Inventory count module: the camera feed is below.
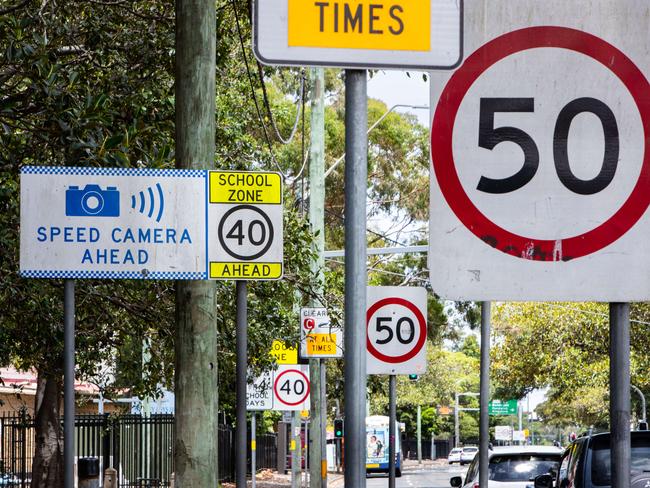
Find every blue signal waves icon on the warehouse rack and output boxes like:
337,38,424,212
131,183,165,222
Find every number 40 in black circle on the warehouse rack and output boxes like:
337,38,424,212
477,97,619,195
226,219,267,246
279,378,305,396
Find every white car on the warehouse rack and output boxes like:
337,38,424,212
448,447,463,464
450,445,562,488
460,446,478,465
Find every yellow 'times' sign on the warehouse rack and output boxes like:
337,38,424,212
209,171,281,204
288,0,431,52
270,340,298,365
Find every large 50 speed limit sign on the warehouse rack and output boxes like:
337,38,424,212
367,287,427,375
429,0,650,301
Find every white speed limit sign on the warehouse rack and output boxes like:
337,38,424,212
273,365,310,411
207,171,283,280
366,286,428,375
429,0,650,301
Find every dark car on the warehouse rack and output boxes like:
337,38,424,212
534,430,650,488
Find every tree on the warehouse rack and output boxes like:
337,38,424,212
369,348,479,438
492,302,650,429
0,1,318,485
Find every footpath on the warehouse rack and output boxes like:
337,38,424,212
222,459,445,487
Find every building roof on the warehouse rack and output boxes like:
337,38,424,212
0,367,100,396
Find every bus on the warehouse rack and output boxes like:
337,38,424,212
366,415,403,477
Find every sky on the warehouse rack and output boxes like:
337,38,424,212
367,70,431,127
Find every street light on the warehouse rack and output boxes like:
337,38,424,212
455,391,480,447
324,104,430,178
631,384,647,428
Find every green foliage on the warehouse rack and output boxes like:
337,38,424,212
458,335,480,360
369,348,479,438
492,302,650,429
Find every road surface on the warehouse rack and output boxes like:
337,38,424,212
365,462,469,488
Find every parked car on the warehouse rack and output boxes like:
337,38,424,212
451,445,562,488
448,447,463,464
461,446,479,465
534,430,650,488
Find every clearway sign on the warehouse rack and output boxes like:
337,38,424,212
254,0,462,70
300,307,343,358
429,0,650,301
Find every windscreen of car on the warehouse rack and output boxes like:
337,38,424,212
591,436,650,485
489,455,561,482
464,448,478,453
450,449,462,454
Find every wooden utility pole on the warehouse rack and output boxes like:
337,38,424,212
174,1,218,487
308,68,327,488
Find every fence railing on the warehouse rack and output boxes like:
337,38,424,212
402,437,453,460
0,413,278,486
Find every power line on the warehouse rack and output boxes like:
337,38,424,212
231,0,297,180
323,207,406,248
256,62,305,145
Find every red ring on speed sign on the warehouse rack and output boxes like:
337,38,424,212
366,297,427,364
431,26,650,262
273,369,310,406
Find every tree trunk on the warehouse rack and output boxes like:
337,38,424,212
30,369,63,488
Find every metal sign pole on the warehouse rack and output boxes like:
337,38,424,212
610,303,631,488
236,280,248,487
292,413,300,488
343,68,368,488
64,279,75,488
304,420,309,488
251,413,257,488
320,359,327,487
454,392,460,447
479,302,491,488
388,374,397,488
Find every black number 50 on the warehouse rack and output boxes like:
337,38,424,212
477,97,619,195
375,316,415,345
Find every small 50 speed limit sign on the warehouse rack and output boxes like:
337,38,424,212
367,286,428,375
429,0,650,301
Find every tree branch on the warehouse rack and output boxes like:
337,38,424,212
0,0,30,16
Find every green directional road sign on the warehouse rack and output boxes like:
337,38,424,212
488,399,518,416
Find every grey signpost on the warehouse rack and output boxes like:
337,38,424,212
479,302,491,488
367,287,428,486
236,280,248,487
344,68,368,487
64,279,75,488
253,3,462,485
610,303,631,488
388,375,397,488
251,412,257,488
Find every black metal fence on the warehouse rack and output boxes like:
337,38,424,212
402,437,453,460
218,424,278,481
0,413,278,486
